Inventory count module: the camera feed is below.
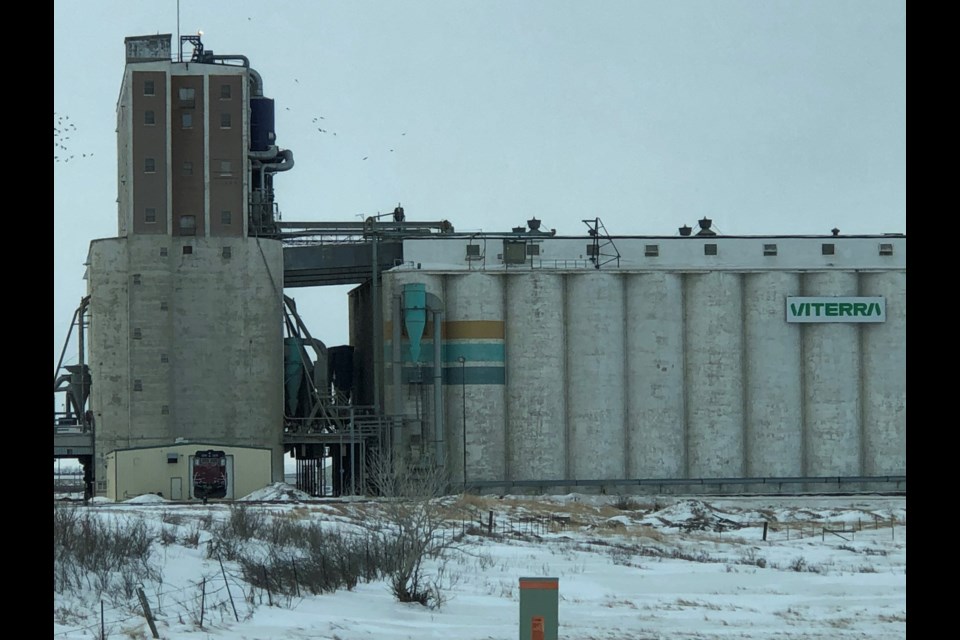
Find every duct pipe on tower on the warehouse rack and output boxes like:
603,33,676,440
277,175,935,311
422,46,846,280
433,309,444,466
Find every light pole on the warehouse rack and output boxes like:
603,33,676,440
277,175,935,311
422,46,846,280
458,355,466,489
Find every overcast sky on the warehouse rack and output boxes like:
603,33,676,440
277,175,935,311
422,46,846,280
54,0,905,363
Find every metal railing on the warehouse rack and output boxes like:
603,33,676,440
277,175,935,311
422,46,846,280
464,475,906,493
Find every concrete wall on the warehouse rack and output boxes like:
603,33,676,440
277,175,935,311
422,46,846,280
106,443,272,502
379,263,906,492
89,235,285,494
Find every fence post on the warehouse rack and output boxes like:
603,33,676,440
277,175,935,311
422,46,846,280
136,587,160,639
218,554,239,622
762,522,768,541
101,600,105,640
200,578,206,629
293,562,301,598
488,510,493,534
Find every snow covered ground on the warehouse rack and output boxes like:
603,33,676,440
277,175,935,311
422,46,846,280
53,488,906,639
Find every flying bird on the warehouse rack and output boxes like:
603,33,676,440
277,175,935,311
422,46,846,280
362,157,368,161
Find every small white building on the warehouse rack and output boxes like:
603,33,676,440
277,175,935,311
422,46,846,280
105,442,274,502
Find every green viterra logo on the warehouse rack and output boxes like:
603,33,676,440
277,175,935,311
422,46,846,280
785,297,885,323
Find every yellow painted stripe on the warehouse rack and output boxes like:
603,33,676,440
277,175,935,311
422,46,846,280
384,320,504,340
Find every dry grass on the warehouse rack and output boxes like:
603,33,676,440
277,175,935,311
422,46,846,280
611,524,670,543
281,505,313,520
438,495,671,539
453,493,490,510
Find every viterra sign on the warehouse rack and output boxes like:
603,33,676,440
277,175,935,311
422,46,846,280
786,297,885,323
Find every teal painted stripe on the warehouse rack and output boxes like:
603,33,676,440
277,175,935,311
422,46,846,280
386,365,505,385
384,341,504,364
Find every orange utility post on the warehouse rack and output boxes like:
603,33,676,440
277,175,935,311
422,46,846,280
519,577,558,640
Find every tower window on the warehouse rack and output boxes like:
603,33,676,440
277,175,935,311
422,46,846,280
144,158,156,173
159,247,168,257
132,274,141,285
763,244,778,256
181,112,193,129
145,207,157,223
160,300,168,310
182,245,193,255
221,210,232,225
220,113,232,128
218,160,233,176
144,110,155,126
133,328,142,339
178,87,195,107
822,243,835,256
133,380,143,392
704,244,718,256
182,161,193,176
222,246,232,259
179,215,196,236
879,243,894,256
220,84,231,99
160,353,168,363
644,244,659,257
143,80,155,96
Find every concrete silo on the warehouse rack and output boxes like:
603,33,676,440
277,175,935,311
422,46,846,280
625,272,686,480
684,271,745,479
444,272,506,484
505,272,567,482
743,272,804,481
860,270,907,476
801,271,863,481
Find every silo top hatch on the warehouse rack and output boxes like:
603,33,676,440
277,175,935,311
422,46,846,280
125,35,172,63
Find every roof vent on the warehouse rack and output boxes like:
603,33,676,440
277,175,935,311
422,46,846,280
831,228,840,236
527,217,542,232
512,226,525,233
679,225,693,237
695,217,716,236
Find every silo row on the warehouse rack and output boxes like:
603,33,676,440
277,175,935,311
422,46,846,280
383,269,905,488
